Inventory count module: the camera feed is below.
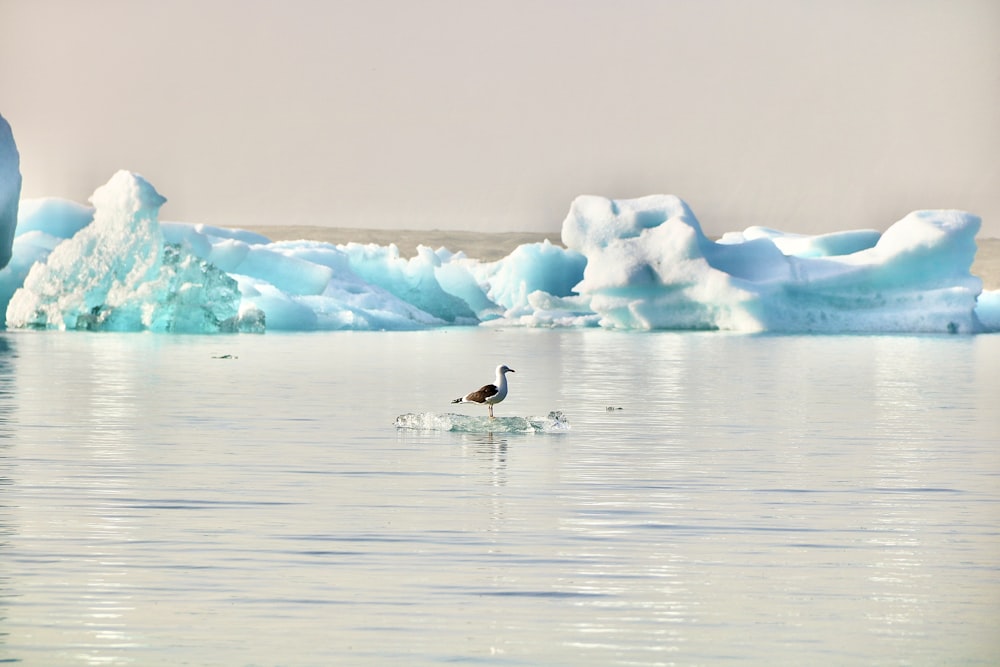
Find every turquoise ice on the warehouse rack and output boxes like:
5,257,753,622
0,113,995,335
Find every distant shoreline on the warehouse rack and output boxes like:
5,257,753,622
243,226,559,262
244,226,1000,290
974,238,1000,290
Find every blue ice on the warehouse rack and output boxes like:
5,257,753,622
0,115,996,334
0,115,20,270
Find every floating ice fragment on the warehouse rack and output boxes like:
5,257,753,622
15,197,94,240
975,290,1000,331
5,171,250,333
340,243,478,324
394,411,569,434
560,194,988,333
481,241,587,313
1,156,995,334
718,226,881,258
0,114,21,270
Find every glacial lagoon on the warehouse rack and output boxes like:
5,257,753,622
0,327,997,665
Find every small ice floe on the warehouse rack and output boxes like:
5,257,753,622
395,411,569,434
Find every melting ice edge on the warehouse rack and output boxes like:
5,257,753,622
395,412,571,434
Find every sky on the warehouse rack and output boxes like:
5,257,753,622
1,0,998,237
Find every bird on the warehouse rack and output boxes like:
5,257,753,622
451,364,515,418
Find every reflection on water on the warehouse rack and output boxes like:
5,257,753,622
0,335,15,656
74,339,145,664
0,330,997,665
460,431,509,483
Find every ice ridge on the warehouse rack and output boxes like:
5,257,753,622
0,169,996,335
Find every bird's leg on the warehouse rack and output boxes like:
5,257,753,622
488,404,494,419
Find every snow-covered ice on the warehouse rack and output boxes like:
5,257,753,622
0,162,996,334
562,194,987,333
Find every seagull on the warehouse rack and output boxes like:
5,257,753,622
452,364,515,418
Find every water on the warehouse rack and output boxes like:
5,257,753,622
0,328,997,665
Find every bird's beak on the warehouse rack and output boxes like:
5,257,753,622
509,369,516,373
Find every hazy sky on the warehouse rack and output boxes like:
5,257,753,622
2,0,998,236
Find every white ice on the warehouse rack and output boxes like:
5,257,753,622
0,163,996,334
561,194,989,333
394,411,570,434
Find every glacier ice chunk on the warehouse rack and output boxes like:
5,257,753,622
340,243,478,324
394,411,570,433
2,164,994,335
560,194,986,334
0,114,21,270
718,226,882,258
15,197,94,240
6,170,247,333
481,240,586,312
975,290,1000,331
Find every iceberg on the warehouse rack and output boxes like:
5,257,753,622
5,171,253,333
560,195,987,334
976,291,1000,331
0,114,21,270
0,164,995,334
717,226,883,258
433,241,588,323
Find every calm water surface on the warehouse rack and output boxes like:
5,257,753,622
0,328,997,665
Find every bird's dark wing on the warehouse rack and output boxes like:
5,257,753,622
465,383,499,403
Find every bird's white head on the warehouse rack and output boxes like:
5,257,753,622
497,364,515,375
